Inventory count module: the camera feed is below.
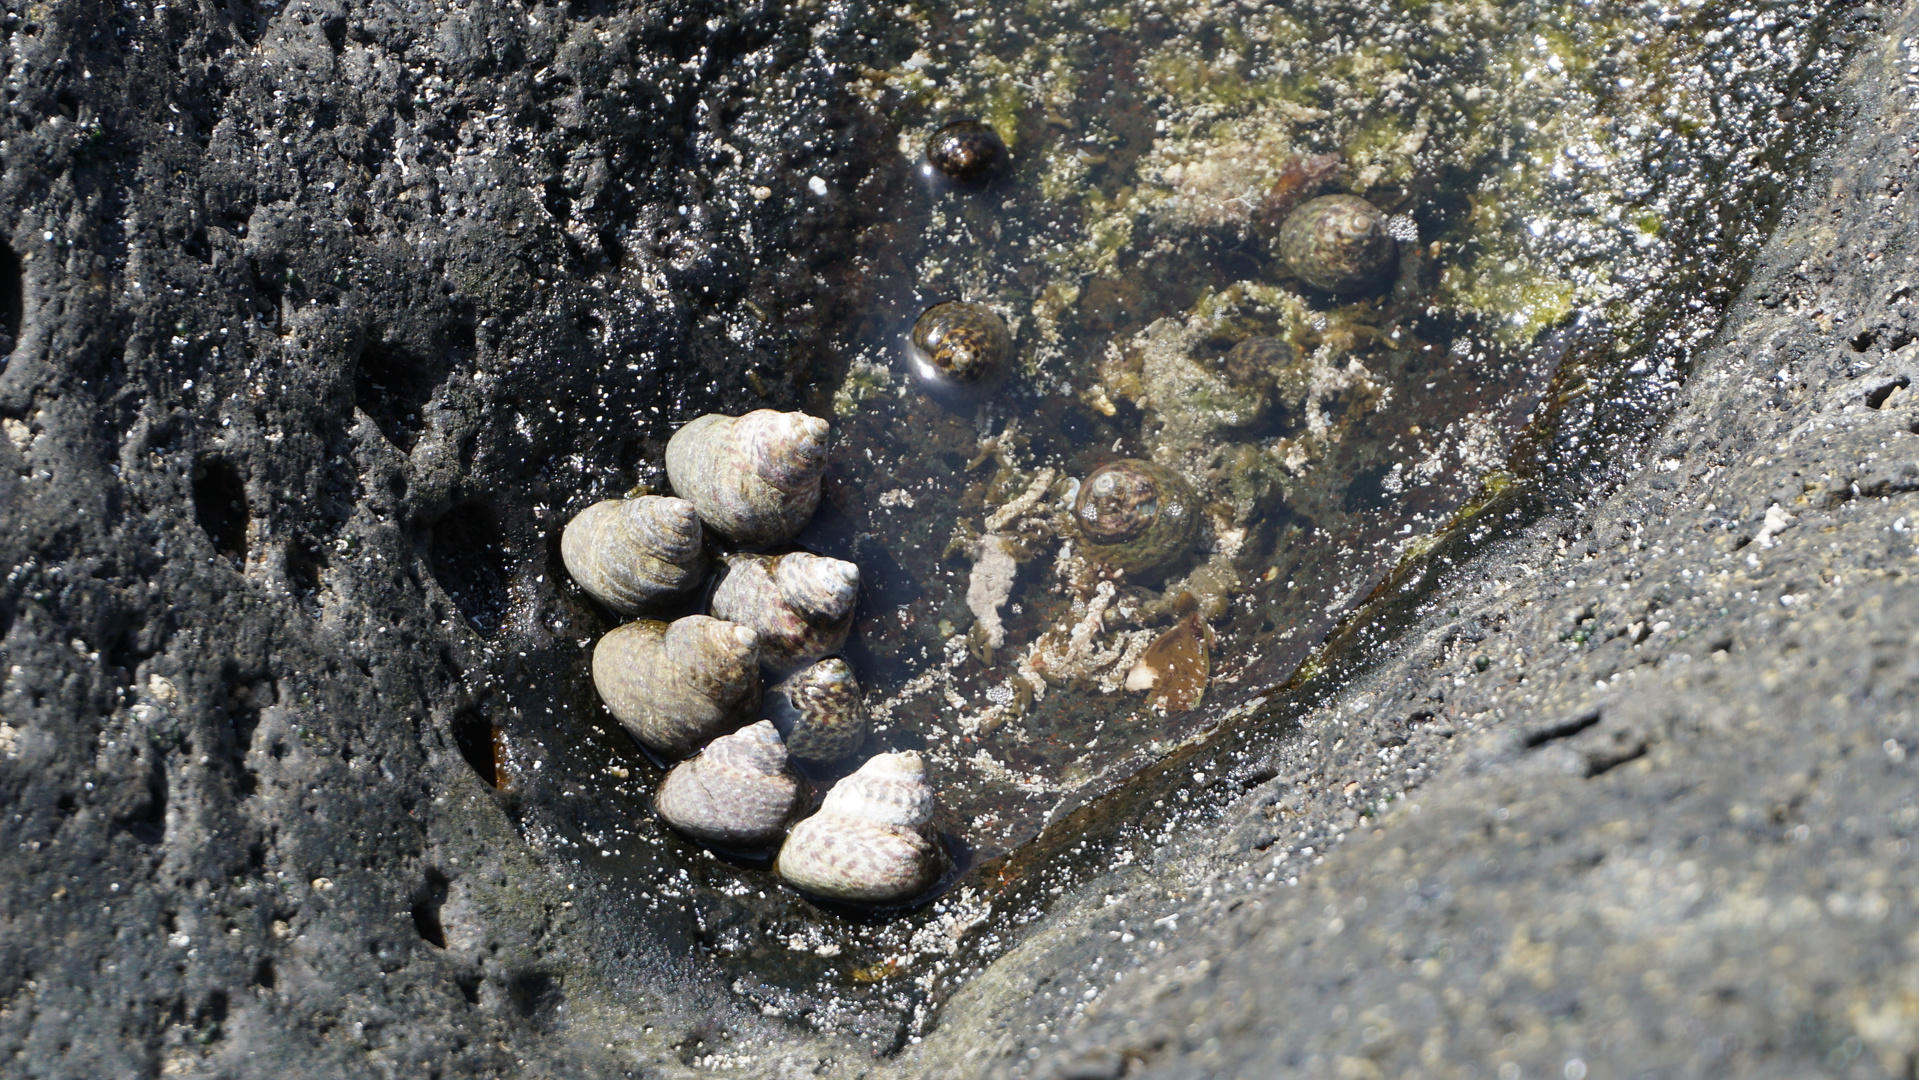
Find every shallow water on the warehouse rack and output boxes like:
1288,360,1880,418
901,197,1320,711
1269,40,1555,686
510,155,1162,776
499,0,1866,1048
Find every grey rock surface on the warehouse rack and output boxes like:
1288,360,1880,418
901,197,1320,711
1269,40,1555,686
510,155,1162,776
904,6,1919,1078
3,0,1917,1079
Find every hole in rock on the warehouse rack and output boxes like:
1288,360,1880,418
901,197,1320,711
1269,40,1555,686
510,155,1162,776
451,709,500,788
120,751,168,845
0,239,21,354
455,973,481,1005
411,869,450,948
1866,376,1908,409
354,339,441,452
508,971,563,1029
192,458,249,564
252,957,275,989
285,536,326,617
430,504,509,637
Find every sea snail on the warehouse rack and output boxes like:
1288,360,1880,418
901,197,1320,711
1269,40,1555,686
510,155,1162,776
925,118,1005,182
1276,194,1397,294
1072,458,1201,581
653,720,806,848
591,614,762,759
775,751,944,904
560,495,705,614
766,657,868,767
908,301,1014,398
665,410,831,547
708,551,859,676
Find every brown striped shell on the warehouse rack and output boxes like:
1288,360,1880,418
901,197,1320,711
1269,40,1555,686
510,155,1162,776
560,495,705,614
708,552,859,676
774,751,944,904
590,615,762,759
1276,194,1397,294
1072,459,1200,580
664,410,830,546
653,721,805,848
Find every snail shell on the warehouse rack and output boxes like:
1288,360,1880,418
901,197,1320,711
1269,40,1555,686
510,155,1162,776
654,720,805,848
1276,194,1397,294
560,495,706,614
591,615,762,759
908,301,1013,397
1073,459,1201,581
766,657,867,767
775,751,944,904
664,411,830,547
709,552,859,675
925,118,1005,182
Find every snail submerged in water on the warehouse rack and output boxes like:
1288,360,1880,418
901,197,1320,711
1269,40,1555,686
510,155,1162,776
1277,194,1397,294
766,657,867,768
1073,458,1202,581
665,410,830,547
708,551,860,676
560,495,705,615
908,301,1014,398
776,751,945,905
925,118,1005,182
654,720,806,849
591,614,762,759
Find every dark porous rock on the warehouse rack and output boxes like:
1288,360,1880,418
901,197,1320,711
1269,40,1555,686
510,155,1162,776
0,0,901,1074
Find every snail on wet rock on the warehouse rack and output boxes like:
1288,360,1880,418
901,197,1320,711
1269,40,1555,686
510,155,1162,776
560,495,705,614
708,551,859,676
591,614,762,759
775,751,944,904
1073,458,1201,581
665,410,830,547
1277,194,1397,294
766,657,868,768
908,301,1014,398
925,118,1005,182
654,720,806,848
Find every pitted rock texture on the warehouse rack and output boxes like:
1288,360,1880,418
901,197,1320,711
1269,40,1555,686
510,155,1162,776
0,0,903,1075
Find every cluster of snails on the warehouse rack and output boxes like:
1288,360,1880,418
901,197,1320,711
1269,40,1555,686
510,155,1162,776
562,409,945,905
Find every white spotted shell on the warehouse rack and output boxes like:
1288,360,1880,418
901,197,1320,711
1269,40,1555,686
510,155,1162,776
654,721,805,848
708,552,859,675
590,615,761,759
665,410,830,546
560,495,705,615
775,751,943,904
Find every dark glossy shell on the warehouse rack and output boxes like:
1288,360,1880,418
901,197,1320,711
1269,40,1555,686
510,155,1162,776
767,658,868,767
1276,194,1396,294
908,301,1013,396
925,119,1004,181
1073,459,1200,580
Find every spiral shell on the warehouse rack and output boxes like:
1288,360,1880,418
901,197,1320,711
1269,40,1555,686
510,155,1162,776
560,495,706,614
1073,459,1200,580
908,301,1013,397
708,551,859,676
654,720,805,848
767,658,867,767
591,615,762,759
925,119,1005,182
665,411,830,547
775,751,944,904
1276,194,1397,294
